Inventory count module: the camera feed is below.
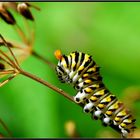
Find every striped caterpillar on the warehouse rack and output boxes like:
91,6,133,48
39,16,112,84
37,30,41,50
55,50,136,138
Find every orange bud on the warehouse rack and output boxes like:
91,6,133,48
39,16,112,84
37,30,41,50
54,49,62,60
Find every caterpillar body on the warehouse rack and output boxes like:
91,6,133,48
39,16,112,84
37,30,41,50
55,51,136,138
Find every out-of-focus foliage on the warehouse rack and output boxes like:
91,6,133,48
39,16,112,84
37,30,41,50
0,2,140,138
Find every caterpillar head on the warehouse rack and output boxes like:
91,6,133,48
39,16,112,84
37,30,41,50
55,50,71,83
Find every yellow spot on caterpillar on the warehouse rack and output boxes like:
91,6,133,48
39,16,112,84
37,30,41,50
90,96,97,101
70,53,74,56
84,54,90,62
106,110,112,115
83,74,89,78
98,90,105,95
54,50,62,60
109,101,122,111
117,109,127,117
112,101,119,109
61,57,67,68
70,53,75,58
71,62,76,68
98,104,104,109
102,95,111,103
124,119,132,124
115,117,120,122
85,87,92,93
96,84,100,87
87,67,96,72
78,66,84,71
85,79,91,84
120,123,126,128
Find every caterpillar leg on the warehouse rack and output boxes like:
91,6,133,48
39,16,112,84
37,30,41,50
102,117,112,126
83,101,95,113
121,129,129,138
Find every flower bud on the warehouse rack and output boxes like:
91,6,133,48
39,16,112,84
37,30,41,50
0,9,16,25
17,3,34,21
0,63,5,70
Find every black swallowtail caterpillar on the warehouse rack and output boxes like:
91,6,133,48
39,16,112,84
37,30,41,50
55,50,136,138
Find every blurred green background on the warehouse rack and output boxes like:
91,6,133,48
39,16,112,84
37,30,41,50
0,2,140,138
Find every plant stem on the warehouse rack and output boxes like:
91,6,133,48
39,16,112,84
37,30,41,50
0,118,12,137
0,70,15,75
20,69,74,102
32,51,56,69
0,73,19,87
14,24,28,45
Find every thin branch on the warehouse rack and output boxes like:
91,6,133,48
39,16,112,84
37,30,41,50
27,3,41,11
0,70,15,75
0,118,12,137
32,51,56,69
6,46,20,69
20,69,74,102
14,24,28,45
0,55,14,68
23,18,35,47
0,35,20,69
0,72,19,87
0,50,18,70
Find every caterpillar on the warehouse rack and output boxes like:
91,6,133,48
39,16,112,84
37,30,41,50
55,50,136,138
